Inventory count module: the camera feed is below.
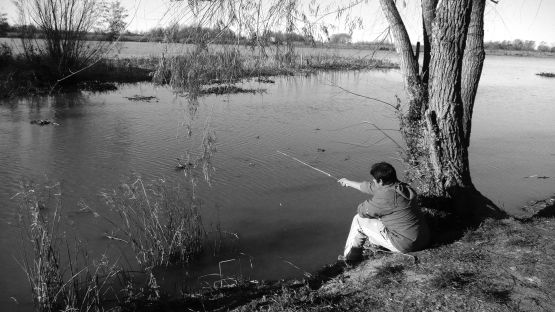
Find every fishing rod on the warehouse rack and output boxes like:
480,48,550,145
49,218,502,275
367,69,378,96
276,150,339,180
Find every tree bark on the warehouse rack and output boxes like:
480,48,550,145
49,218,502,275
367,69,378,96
420,0,437,86
425,0,473,195
461,0,486,147
378,0,420,105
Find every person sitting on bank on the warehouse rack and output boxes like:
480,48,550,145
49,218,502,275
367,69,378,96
338,162,430,261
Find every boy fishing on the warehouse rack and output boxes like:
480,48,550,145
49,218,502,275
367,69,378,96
338,162,430,261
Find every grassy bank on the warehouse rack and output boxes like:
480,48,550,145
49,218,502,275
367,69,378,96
0,44,397,98
0,54,153,98
234,217,555,311
123,197,555,312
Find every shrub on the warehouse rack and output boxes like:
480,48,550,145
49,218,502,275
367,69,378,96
0,42,12,67
14,0,113,76
153,46,245,95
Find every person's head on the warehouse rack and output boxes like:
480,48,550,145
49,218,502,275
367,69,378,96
370,162,398,185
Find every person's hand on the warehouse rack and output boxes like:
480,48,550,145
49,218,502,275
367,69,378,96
338,178,349,187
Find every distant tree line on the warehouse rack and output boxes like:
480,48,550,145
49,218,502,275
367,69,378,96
0,11,9,36
329,33,352,44
484,39,555,52
137,25,311,45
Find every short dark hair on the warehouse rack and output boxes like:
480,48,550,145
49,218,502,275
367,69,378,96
370,162,398,185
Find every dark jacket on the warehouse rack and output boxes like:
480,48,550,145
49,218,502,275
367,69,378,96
357,181,430,252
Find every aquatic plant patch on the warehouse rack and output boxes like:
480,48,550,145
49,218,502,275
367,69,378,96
536,72,555,78
14,181,121,311
101,178,205,269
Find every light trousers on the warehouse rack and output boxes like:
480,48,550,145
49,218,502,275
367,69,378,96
343,214,400,258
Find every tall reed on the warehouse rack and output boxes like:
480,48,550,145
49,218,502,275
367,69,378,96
101,178,205,269
14,181,120,311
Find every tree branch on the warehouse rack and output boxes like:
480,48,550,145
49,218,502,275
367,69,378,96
378,0,420,95
461,0,486,147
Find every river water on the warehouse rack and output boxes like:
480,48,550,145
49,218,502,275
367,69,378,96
1,54,554,310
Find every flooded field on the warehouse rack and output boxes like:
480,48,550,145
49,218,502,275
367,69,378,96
1,51,555,310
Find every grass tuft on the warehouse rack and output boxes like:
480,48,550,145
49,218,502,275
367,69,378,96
14,180,121,311
430,269,477,290
101,178,205,269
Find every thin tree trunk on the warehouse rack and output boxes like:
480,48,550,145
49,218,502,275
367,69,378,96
378,0,420,106
461,0,486,147
425,0,473,195
420,0,437,86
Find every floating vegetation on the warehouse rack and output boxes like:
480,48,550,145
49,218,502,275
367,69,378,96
209,78,241,84
124,95,159,102
200,85,264,95
300,55,398,71
30,119,59,126
256,77,275,83
78,81,118,92
536,72,555,78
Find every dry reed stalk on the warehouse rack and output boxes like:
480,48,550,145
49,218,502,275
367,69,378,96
14,181,120,311
101,178,205,269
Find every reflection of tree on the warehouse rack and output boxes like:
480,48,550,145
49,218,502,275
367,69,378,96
19,94,86,115
49,93,89,119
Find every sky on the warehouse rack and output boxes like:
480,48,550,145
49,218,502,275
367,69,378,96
1,0,554,45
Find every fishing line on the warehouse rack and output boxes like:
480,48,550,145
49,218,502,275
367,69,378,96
276,150,339,180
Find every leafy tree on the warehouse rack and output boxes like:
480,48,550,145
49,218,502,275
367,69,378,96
537,42,550,52
98,0,128,40
0,11,9,36
329,33,352,44
15,0,111,75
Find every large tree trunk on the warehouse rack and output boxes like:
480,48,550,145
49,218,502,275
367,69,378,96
425,0,473,196
461,0,486,147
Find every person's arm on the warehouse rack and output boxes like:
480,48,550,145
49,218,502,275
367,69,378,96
338,178,363,191
338,178,374,194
